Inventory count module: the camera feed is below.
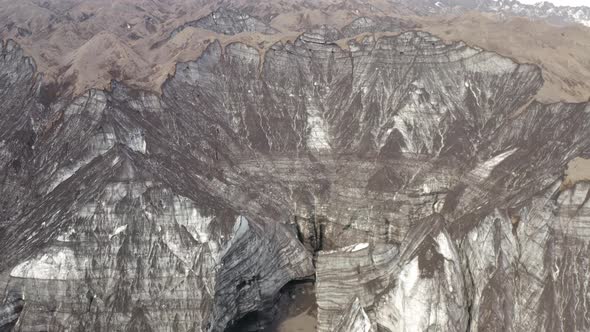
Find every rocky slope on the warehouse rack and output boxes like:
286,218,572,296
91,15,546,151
170,8,278,36
1,15,590,332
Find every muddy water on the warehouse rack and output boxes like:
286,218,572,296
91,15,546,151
225,281,316,332
274,283,316,332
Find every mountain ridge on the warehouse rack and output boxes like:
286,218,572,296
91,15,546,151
2,0,590,102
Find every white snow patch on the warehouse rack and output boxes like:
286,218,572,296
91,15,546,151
467,83,482,108
56,228,77,242
399,257,420,292
128,130,146,153
172,198,214,243
165,239,184,263
377,257,431,331
358,307,372,332
344,297,373,332
11,248,86,280
46,157,94,192
471,148,518,179
306,106,331,150
351,243,369,252
232,215,249,240
435,232,454,260
220,216,250,258
392,103,443,154
160,198,219,265
110,225,127,239
341,242,369,253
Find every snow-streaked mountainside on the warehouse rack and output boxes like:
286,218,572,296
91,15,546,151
1,25,590,331
0,1,590,332
402,0,590,26
492,0,590,26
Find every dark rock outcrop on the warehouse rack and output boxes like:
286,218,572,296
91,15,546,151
171,8,277,37
0,290,24,331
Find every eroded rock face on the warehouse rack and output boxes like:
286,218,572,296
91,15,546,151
334,298,372,332
1,26,590,331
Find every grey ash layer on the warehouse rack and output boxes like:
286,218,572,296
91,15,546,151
1,25,590,332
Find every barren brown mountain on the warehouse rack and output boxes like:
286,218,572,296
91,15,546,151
1,0,590,102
